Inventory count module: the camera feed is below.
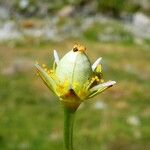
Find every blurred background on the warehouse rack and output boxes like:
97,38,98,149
0,0,150,149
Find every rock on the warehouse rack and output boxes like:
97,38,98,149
1,58,34,76
20,20,36,29
1,66,16,76
133,12,150,27
93,101,107,110
57,5,75,17
13,58,34,72
19,0,29,9
80,17,95,31
0,21,22,41
127,115,140,126
133,0,150,10
131,12,150,39
81,1,97,15
134,37,144,45
0,6,10,19
98,34,122,42
44,26,60,41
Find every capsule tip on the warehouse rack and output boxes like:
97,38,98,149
73,44,86,52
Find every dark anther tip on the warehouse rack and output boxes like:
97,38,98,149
73,47,78,52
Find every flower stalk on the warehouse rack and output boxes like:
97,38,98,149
63,106,76,150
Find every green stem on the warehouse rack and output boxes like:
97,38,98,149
63,107,76,150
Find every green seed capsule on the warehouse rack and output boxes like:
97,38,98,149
55,48,92,96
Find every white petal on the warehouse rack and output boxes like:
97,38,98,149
92,57,102,71
90,81,116,92
53,50,59,65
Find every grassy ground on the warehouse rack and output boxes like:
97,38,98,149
0,40,149,150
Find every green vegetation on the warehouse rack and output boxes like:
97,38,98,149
82,21,134,44
97,0,124,17
0,39,149,149
0,0,150,18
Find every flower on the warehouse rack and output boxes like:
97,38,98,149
35,44,116,111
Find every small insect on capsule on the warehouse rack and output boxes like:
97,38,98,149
73,44,86,52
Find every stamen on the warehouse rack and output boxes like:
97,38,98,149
50,70,54,73
56,80,70,96
72,82,79,89
96,78,100,82
78,90,87,100
44,68,48,72
42,64,46,68
86,77,96,90
101,79,104,83
95,76,98,80
96,64,102,73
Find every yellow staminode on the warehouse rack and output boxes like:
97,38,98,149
96,64,102,73
56,80,70,96
72,82,79,89
85,75,100,90
44,68,48,72
42,64,46,67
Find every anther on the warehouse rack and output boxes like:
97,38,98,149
42,64,46,68
44,68,48,72
73,47,78,52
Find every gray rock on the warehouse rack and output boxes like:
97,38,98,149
133,0,150,10
1,66,16,76
19,0,29,9
98,34,122,42
93,101,107,110
130,12,150,39
57,5,75,17
0,6,9,19
0,21,22,41
127,115,140,126
133,12,150,27
1,58,34,76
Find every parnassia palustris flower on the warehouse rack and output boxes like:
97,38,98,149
35,44,116,111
